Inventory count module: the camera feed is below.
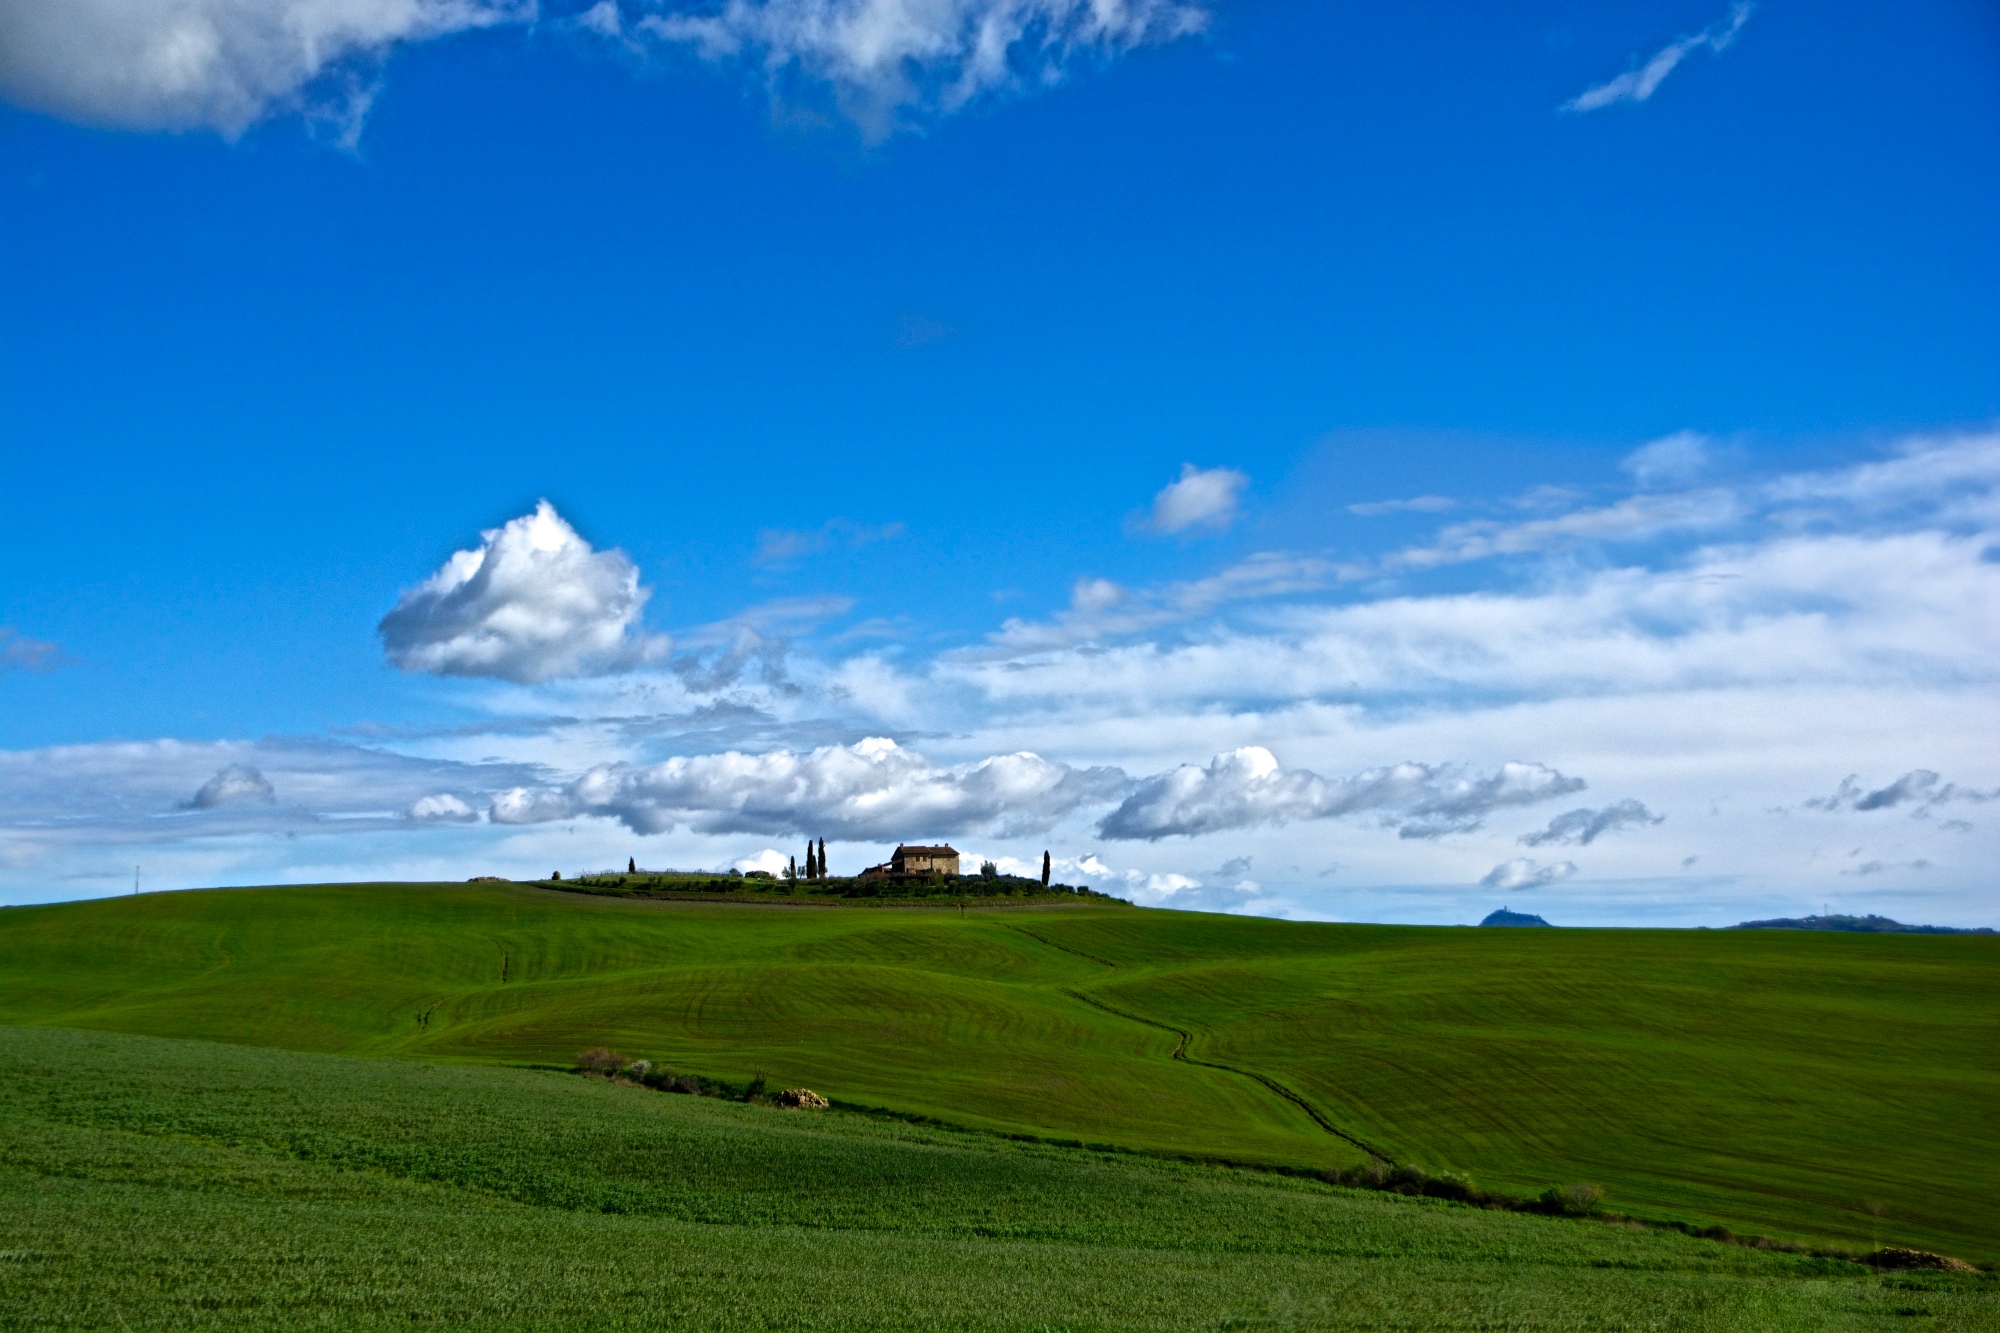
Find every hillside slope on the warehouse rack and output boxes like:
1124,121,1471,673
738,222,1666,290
0,882,1993,1259
7,1026,1992,1332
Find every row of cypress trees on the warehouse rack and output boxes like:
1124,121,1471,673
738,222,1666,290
790,837,830,880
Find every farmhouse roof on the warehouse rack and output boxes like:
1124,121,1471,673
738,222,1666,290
896,844,958,855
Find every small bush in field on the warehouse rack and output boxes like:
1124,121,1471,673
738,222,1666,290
1541,1184,1606,1216
576,1047,625,1074
1423,1171,1481,1203
1386,1164,1429,1195
672,1075,700,1094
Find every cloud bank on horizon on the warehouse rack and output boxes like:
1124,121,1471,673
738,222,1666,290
0,0,1206,141
4,429,1996,927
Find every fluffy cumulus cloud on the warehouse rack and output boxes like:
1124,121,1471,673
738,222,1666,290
1561,1,1751,113
1097,747,1583,841
1480,857,1576,891
0,0,525,138
1140,464,1248,535
407,792,479,822
378,501,667,685
183,764,276,809
635,0,1205,135
1519,799,1662,847
490,737,1129,838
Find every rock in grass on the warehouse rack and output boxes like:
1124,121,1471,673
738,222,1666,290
774,1088,829,1109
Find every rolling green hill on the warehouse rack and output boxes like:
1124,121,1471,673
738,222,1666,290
6,1025,1993,1332
0,882,1993,1263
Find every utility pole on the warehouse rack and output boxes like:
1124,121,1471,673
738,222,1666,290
134,865,140,896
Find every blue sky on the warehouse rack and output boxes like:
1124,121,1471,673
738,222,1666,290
2,0,1997,924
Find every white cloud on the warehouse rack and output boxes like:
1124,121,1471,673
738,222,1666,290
407,792,479,822
1381,488,1742,574
1140,463,1249,535
1621,431,1710,488
985,551,1333,652
753,519,904,567
0,0,1198,141
490,736,1129,839
184,764,275,809
1804,770,1996,814
1480,857,1576,890
1519,799,1662,847
1346,495,1456,517
640,0,1207,137
11,431,2000,929
379,501,667,685
1097,747,1583,841
0,736,544,859
0,0,525,140
1561,1,1751,113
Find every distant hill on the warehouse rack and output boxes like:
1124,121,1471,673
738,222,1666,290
1730,913,1993,936
1480,908,1552,927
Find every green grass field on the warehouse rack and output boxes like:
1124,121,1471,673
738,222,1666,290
4,1025,1993,1331
0,882,1993,1267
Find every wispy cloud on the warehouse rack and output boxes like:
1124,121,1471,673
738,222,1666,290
1378,487,1744,574
1346,495,1456,517
983,551,1333,652
1621,431,1711,488
1561,2,1752,113
753,519,904,568
639,0,1208,139
1805,770,1996,814
1519,799,1662,847
0,736,546,855
0,628,64,672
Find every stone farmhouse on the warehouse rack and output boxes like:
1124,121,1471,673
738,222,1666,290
859,844,961,879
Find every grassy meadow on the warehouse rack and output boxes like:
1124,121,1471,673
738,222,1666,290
3,1024,1993,1331
0,881,1993,1267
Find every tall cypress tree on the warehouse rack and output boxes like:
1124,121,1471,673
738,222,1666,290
1041,850,1051,887
818,838,828,878
806,841,817,879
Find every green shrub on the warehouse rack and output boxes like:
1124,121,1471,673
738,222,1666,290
1541,1184,1606,1216
575,1047,625,1074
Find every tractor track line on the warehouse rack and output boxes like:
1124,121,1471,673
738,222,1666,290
1062,987,1393,1164
1003,925,1119,970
